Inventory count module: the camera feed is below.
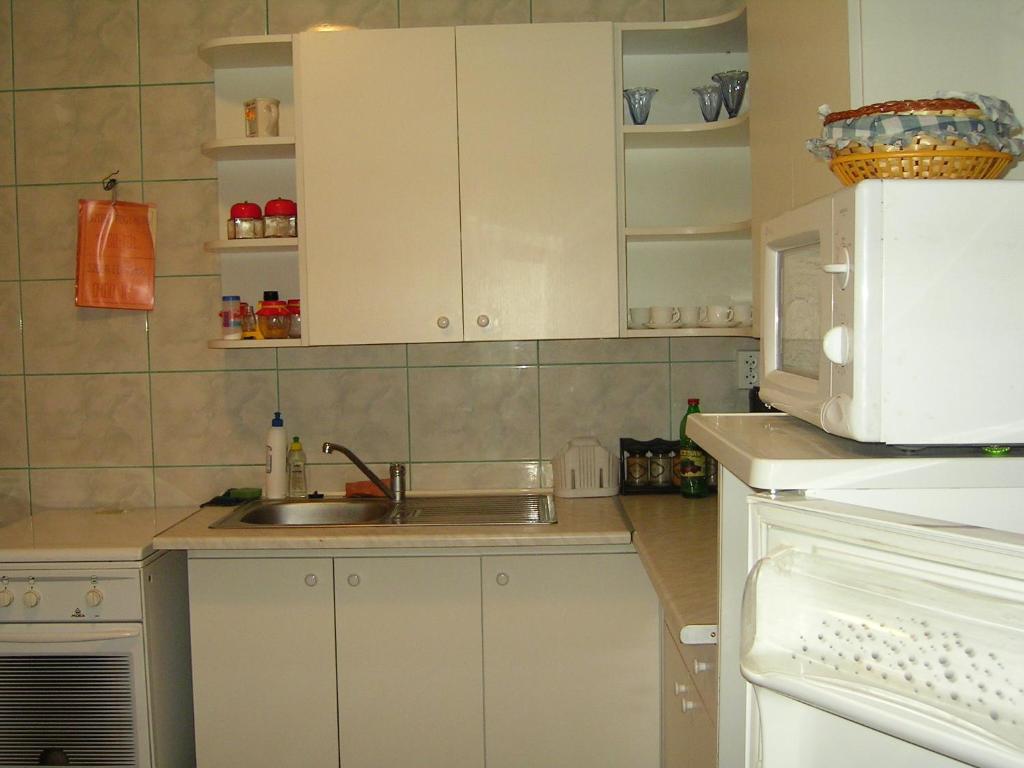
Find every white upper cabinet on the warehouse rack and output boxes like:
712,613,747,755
295,28,464,346
457,23,619,341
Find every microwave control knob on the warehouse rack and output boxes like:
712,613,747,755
23,590,39,608
0,588,12,607
822,325,851,366
85,588,104,607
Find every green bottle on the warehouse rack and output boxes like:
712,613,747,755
678,398,708,498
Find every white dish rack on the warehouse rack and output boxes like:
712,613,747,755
552,437,619,498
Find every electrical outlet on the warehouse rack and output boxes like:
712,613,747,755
737,350,759,389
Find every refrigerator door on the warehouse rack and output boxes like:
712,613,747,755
740,496,1024,768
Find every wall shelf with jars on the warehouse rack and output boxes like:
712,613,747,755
616,7,755,339
199,35,304,348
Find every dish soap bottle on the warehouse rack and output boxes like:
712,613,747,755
263,411,288,499
287,436,308,498
678,398,708,498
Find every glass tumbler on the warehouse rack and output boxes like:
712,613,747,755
712,70,749,118
623,87,658,125
692,85,722,122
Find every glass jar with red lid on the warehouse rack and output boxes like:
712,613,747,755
227,201,264,239
263,198,297,238
256,300,291,339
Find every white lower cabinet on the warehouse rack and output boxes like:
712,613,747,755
483,554,661,768
334,556,485,768
662,623,717,768
187,557,339,768
188,552,659,768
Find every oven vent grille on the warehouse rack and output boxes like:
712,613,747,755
0,654,137,766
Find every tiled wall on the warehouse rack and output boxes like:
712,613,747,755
0,0,753,515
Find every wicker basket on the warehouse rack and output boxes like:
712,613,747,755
824,100,1014,185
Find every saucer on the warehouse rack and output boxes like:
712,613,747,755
698,320,733,328
645,321,683,329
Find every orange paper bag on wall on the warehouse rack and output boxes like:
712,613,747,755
75,199,157,310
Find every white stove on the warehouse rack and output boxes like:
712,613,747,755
0,506,198,767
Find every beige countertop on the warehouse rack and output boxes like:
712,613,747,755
0,506,198,562
620,493,718,643
154,494,633,551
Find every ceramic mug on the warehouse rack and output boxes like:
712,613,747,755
649,306,681,327
730,302,753,326
700,304,733,327
628,307,652,328
678,306,700,327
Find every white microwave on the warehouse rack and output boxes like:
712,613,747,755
761,179,1024,446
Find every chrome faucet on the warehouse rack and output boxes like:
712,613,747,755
321,442,405,502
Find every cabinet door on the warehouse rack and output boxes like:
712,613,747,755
662,623,693,768
482,553,660,768
295,28,464,345
188,557,337,768
457,23,619,341
335,556,484,768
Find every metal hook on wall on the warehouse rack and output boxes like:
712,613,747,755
102,170,119,202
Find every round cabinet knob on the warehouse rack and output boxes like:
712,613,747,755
681,699,696,713
694,659,711,674
674,682,688,696
0,589,12,607
437,316,450,329
23,590,39,608
495,572,509,586
822,325,851,366
476,314,490,328
304,574,318,587
85,588,103,608
347,574,360,587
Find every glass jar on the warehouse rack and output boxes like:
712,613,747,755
227,201,264,239
264,198,298,238
256,300,291,339
624,449,649,487
649,451,672,487
287,299,301,338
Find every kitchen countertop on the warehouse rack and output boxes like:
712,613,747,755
0,506,198,562
154,494,634,550
621,493,718,642
154,491,719,634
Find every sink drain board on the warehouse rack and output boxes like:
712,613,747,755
399,495,555,525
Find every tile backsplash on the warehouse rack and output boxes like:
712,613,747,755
0,0,752,515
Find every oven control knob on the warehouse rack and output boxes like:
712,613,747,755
0,589,12,607
85,588,104,607
23,590,39,608
822,324,851,366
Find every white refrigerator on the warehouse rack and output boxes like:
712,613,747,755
688,413,1024,768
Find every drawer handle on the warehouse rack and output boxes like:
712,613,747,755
347,574,361,587
477,314,490,328
694,659,711,674
495,572,509,586
674,682,688,696
681,699,696,713
437,316,450,329
305,574,318,587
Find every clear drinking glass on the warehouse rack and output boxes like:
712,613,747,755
692,85,722,122
623,87,658,125
712,70,749,119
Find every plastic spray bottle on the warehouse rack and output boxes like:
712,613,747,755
263,411,288,499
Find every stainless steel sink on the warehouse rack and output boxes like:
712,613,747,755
210,494,556,529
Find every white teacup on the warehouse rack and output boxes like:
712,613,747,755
699,304,733,327
730,302,753,326
649,306,681,327
678,306,700,327
628,307,651,328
